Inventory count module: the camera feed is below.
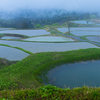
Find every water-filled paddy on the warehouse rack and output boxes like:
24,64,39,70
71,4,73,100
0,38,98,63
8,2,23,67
57,28,68,33
1,36,21,39
71,31,100,36
0,28,12,31
47,60,100,88
71,21,94,24
57,27,100,33
0,46,29,61
23,36,75,42
0,29,51,36
0,40,99,53
86,36,100,42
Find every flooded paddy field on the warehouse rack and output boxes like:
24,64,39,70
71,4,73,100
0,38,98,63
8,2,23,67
0,28,13,31
86,36,100,42
0,29,51,36
71,31,100,36
71,20,94,24
57,27,100,33
0,46,29,61
47,60,100,88
0,40,99,53
23,36,75,42
1,36,21,39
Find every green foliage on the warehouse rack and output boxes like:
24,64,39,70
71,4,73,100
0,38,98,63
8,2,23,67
84,12,90,20
1,48,100,99
90,15,97,19
35,24,41,28
52,23,59,26
21,22,29,29
0,58,17,70
1,85,100,99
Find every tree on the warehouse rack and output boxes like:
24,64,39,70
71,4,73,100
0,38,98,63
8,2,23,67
85,12,90,25
66,16,71,35
21,21,29,29
67,21,71,34
35,24,41,29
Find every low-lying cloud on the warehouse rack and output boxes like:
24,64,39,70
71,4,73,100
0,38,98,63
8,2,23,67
0,0,100,12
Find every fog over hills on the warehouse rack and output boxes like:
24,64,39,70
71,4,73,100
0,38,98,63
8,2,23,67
0,9,99,20
0,0,100,19
0,9,68,19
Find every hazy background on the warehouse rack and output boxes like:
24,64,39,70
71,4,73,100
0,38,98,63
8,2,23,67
0,0,100,12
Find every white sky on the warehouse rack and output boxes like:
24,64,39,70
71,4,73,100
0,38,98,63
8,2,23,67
0,0,100,12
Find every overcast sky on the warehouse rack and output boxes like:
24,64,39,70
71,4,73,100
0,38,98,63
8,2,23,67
0,0,99,12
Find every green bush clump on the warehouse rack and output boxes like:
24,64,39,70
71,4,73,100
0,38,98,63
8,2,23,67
1,85,100,99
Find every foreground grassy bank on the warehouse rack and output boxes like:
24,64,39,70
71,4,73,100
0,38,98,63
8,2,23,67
1,85,100,99
1,48,100,99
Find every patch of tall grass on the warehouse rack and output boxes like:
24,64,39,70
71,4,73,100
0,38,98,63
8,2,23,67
1,85,100,99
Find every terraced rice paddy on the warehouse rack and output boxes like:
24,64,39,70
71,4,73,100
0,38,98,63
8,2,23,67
57,27,100,33
0,29,51,36
1,27,100,61
23,36,75,42
0,46,29,61
0,40,99,54
86,36,100,42
71,20,94,24
1,36,21,39
0,28,12,31
71,31,100,36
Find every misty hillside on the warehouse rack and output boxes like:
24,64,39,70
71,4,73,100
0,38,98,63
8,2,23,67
0,9,99,29
0,9,98,19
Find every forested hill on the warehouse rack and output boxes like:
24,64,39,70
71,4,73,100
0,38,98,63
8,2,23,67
0,9,99,29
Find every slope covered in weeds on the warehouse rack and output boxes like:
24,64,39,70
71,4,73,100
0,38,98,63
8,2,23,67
1,85,100,99
1,48,100,99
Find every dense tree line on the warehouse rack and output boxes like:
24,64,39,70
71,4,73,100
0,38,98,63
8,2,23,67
0,10,99,29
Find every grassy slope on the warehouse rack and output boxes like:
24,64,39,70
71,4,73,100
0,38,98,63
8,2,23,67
1,48,100,99
1,48,100,90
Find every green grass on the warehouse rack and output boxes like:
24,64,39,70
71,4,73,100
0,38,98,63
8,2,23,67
1,24,100,99
0,44,33,54
0,48,100,91
1,84,100,99
0,58,17,70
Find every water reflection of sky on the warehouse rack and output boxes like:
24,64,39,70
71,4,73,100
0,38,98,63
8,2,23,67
23,36,74,42
86,36,100,42
0,46,29,61
71,21,94,24
57,27,100,33
0,40,99,53
47,60,100,88
1,36,21,39
71,31,100,36
0,29,51,36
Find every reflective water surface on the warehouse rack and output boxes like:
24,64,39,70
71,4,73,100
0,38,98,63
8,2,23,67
71,31,100,36
47,60,100,88
57,27,100,33
0,46,29,61
71,21,94,24
0,29,51,36
0,40,99,53
86,36,100,42
23,36,75,42
1,36,21,39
